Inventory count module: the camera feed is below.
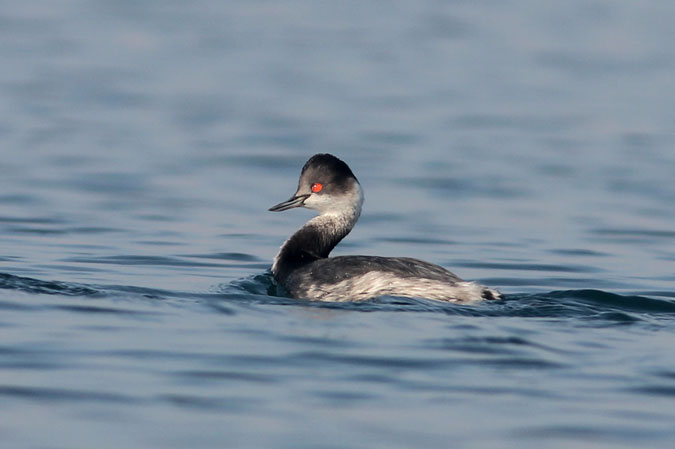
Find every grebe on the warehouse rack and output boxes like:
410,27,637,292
269,153,501,303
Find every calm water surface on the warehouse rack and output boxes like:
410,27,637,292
1,1,675,448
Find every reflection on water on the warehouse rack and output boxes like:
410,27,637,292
1,1,675,448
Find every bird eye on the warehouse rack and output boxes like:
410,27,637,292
311,183,323,193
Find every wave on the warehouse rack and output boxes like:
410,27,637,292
2,272,674,322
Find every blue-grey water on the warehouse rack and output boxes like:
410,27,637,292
2,1,675,448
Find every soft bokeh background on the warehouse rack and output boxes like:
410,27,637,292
1,1,674,448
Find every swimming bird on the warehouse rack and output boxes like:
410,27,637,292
269,153,501,303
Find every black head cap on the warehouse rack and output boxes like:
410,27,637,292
299,154,358,192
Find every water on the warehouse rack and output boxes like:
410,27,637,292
1,1,674,448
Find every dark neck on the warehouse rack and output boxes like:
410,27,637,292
272,215,353,283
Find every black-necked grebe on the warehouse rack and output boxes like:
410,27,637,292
269,153,501,303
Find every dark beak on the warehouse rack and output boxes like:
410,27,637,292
269,194,310,212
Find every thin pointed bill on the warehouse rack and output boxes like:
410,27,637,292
269,194,310,212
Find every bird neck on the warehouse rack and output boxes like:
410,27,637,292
272,206,361,282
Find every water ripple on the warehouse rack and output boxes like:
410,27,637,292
3,272,672,324
0,273,100,297
0,385,139,404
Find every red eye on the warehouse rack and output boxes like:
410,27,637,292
311,183,323,193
